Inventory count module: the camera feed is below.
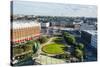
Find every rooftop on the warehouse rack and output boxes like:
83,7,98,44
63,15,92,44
83,30,97,35
12,20,40,29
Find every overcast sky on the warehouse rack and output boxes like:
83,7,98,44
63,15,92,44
12,1,97,17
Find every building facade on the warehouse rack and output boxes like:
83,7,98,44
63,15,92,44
40,22,50,35
81,30,97,48
11,20,41,44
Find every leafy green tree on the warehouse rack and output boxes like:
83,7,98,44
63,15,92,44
63,32,76,45
77,43,84,50
61,52,70,60
75,48,83,60
65,52,70,60
38,36,48,44
63,32,70,36
67,35,76,44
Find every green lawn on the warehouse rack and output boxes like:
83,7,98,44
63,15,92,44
42,43,65,54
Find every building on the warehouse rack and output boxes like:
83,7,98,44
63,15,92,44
11,20,41,65
41,22,50,28
80,23,96,30
11,20,41,44
81,30,97,48
40,22,50,35
81,30,97,61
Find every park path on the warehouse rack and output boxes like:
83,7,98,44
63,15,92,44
37,37,57,55
40,37,56,50
42,37,56,46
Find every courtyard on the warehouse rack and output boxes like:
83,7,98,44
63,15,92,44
12,32,87,65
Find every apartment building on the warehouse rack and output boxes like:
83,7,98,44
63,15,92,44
11,20,41,44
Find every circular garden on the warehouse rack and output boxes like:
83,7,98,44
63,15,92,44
42,43,65,54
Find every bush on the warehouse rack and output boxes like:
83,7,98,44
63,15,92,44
38,36,48,44
64,52,70,60
22,45,32,52
26,40,35,45
53,37,63,43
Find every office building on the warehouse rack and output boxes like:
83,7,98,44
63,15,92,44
81,30,97,48
11,20,41,44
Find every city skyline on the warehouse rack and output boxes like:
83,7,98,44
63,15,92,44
12,1,97,17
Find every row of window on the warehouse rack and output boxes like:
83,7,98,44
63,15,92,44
11,26,40,42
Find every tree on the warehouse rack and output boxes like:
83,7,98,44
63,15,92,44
61,52,70,60
63,32,76,45
63,32,70,36
77,43,84,50
75,48,83,61
65,52,70,60
67,35,76,44
38,36,48,44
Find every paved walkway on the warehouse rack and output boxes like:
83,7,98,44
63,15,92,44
39,37,56,53
41,37,56,46
35,55,66,65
